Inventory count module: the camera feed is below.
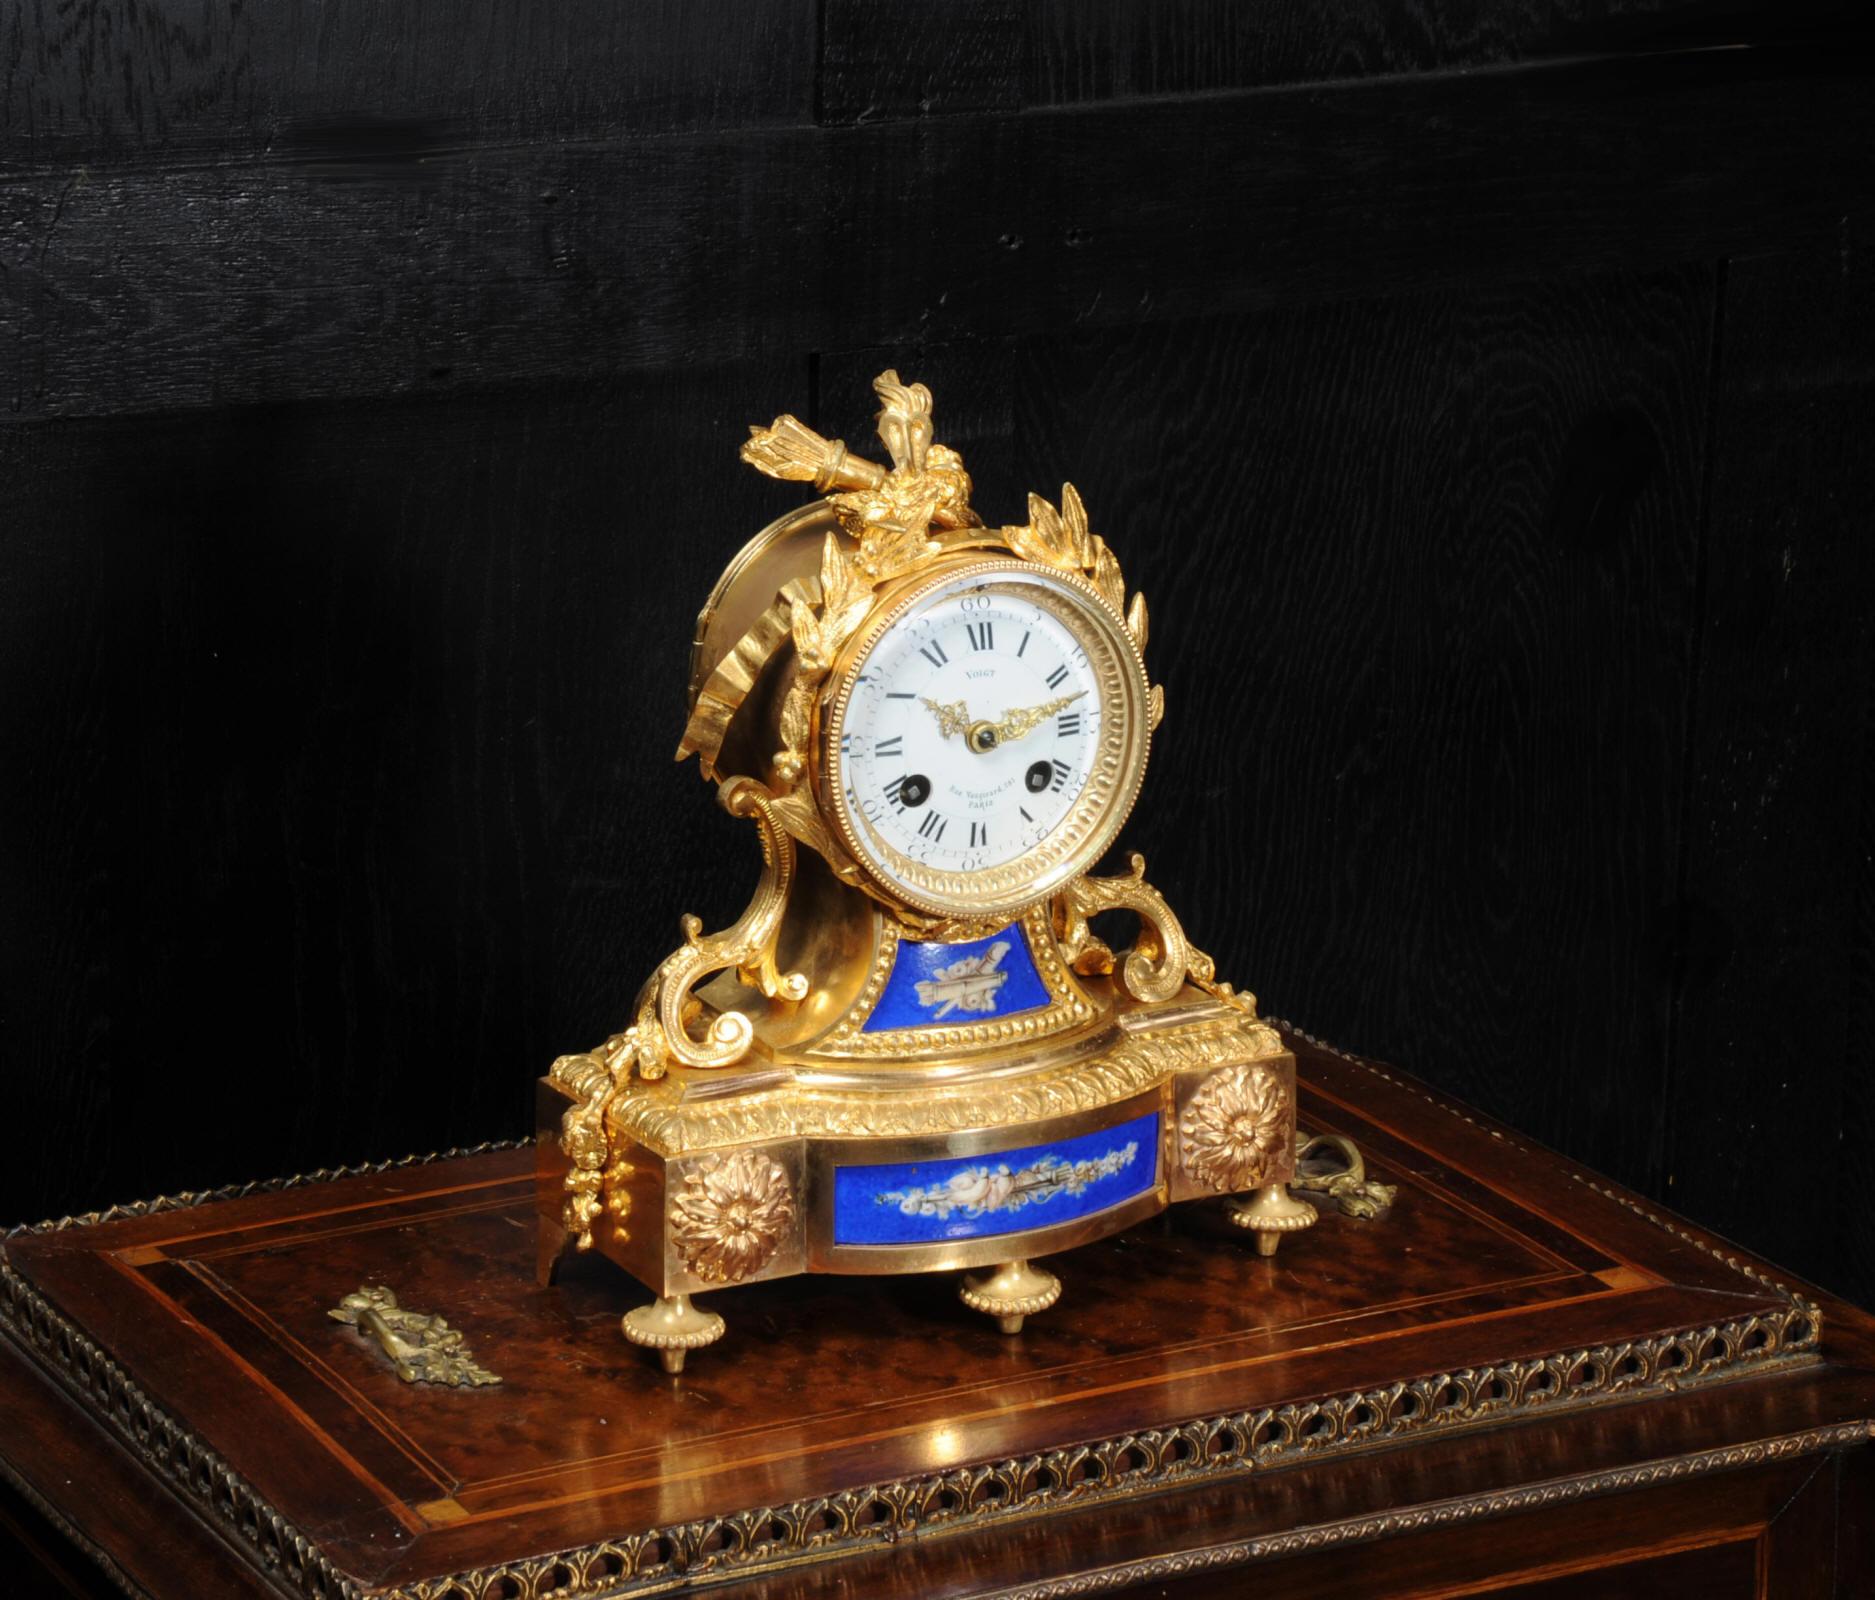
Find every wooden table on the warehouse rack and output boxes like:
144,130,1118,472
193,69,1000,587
3,1030,1869,1599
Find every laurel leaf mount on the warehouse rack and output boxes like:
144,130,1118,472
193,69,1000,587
774,533,879,784
1002,483,1127,620
1002,485,1163,728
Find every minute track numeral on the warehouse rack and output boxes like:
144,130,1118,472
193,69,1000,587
965,621,994,652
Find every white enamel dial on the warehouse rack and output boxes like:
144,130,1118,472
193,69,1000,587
822,562,1149,919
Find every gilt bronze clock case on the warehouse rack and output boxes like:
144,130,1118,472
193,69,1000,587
537,372,1316,1370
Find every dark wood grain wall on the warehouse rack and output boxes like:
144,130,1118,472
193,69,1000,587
3,3,1871,1309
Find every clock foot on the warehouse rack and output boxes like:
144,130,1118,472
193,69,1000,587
621,1294,725,1374
1226,1183,1319,1257
960,1259,1061,1335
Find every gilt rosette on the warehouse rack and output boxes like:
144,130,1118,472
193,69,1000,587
1179,1062,1292,1194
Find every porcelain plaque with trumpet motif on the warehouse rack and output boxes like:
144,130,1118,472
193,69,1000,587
537,371,1318,1370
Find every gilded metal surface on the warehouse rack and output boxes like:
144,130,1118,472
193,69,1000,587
771,530,877,787
920,694,973,740
545,366,1300,1352
745,371,978,579
328,1286,501,1388
9,1138,527,1237
739,373,986,791
602,1158,634,1241
1226,1183,1321,1257
1125,591,1149,651
548,778,806,1097
0,1086,1833,1600
640,777,806,1075
701,368,1167,904
620,1294,726,1376
678,569,821,779
816,1185,1170,1280
739,413,887,497
959,1258,1062,1334
1179,1063,1291,1193
608,1015,1283,1157
983,691,1085,748
1001,481,1129,620
549,1051,616,1249
669,1149,797,1284
1292,1130,1399,1219
1060,852,1251,1010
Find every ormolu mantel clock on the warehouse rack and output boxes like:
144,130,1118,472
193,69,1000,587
538,372,1317,1370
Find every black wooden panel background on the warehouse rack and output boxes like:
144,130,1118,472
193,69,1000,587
3,1,1872,1314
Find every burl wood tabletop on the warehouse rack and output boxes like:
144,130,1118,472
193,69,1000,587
0,1034,1862,1600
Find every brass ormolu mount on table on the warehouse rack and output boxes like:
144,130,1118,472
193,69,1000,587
537,372,1326,1371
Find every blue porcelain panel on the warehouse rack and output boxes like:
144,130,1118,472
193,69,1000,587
833,1112,1160,1245
862,922,1051,1032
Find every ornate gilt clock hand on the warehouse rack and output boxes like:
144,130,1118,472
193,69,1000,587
990,690,1088,747
920,697,972,740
